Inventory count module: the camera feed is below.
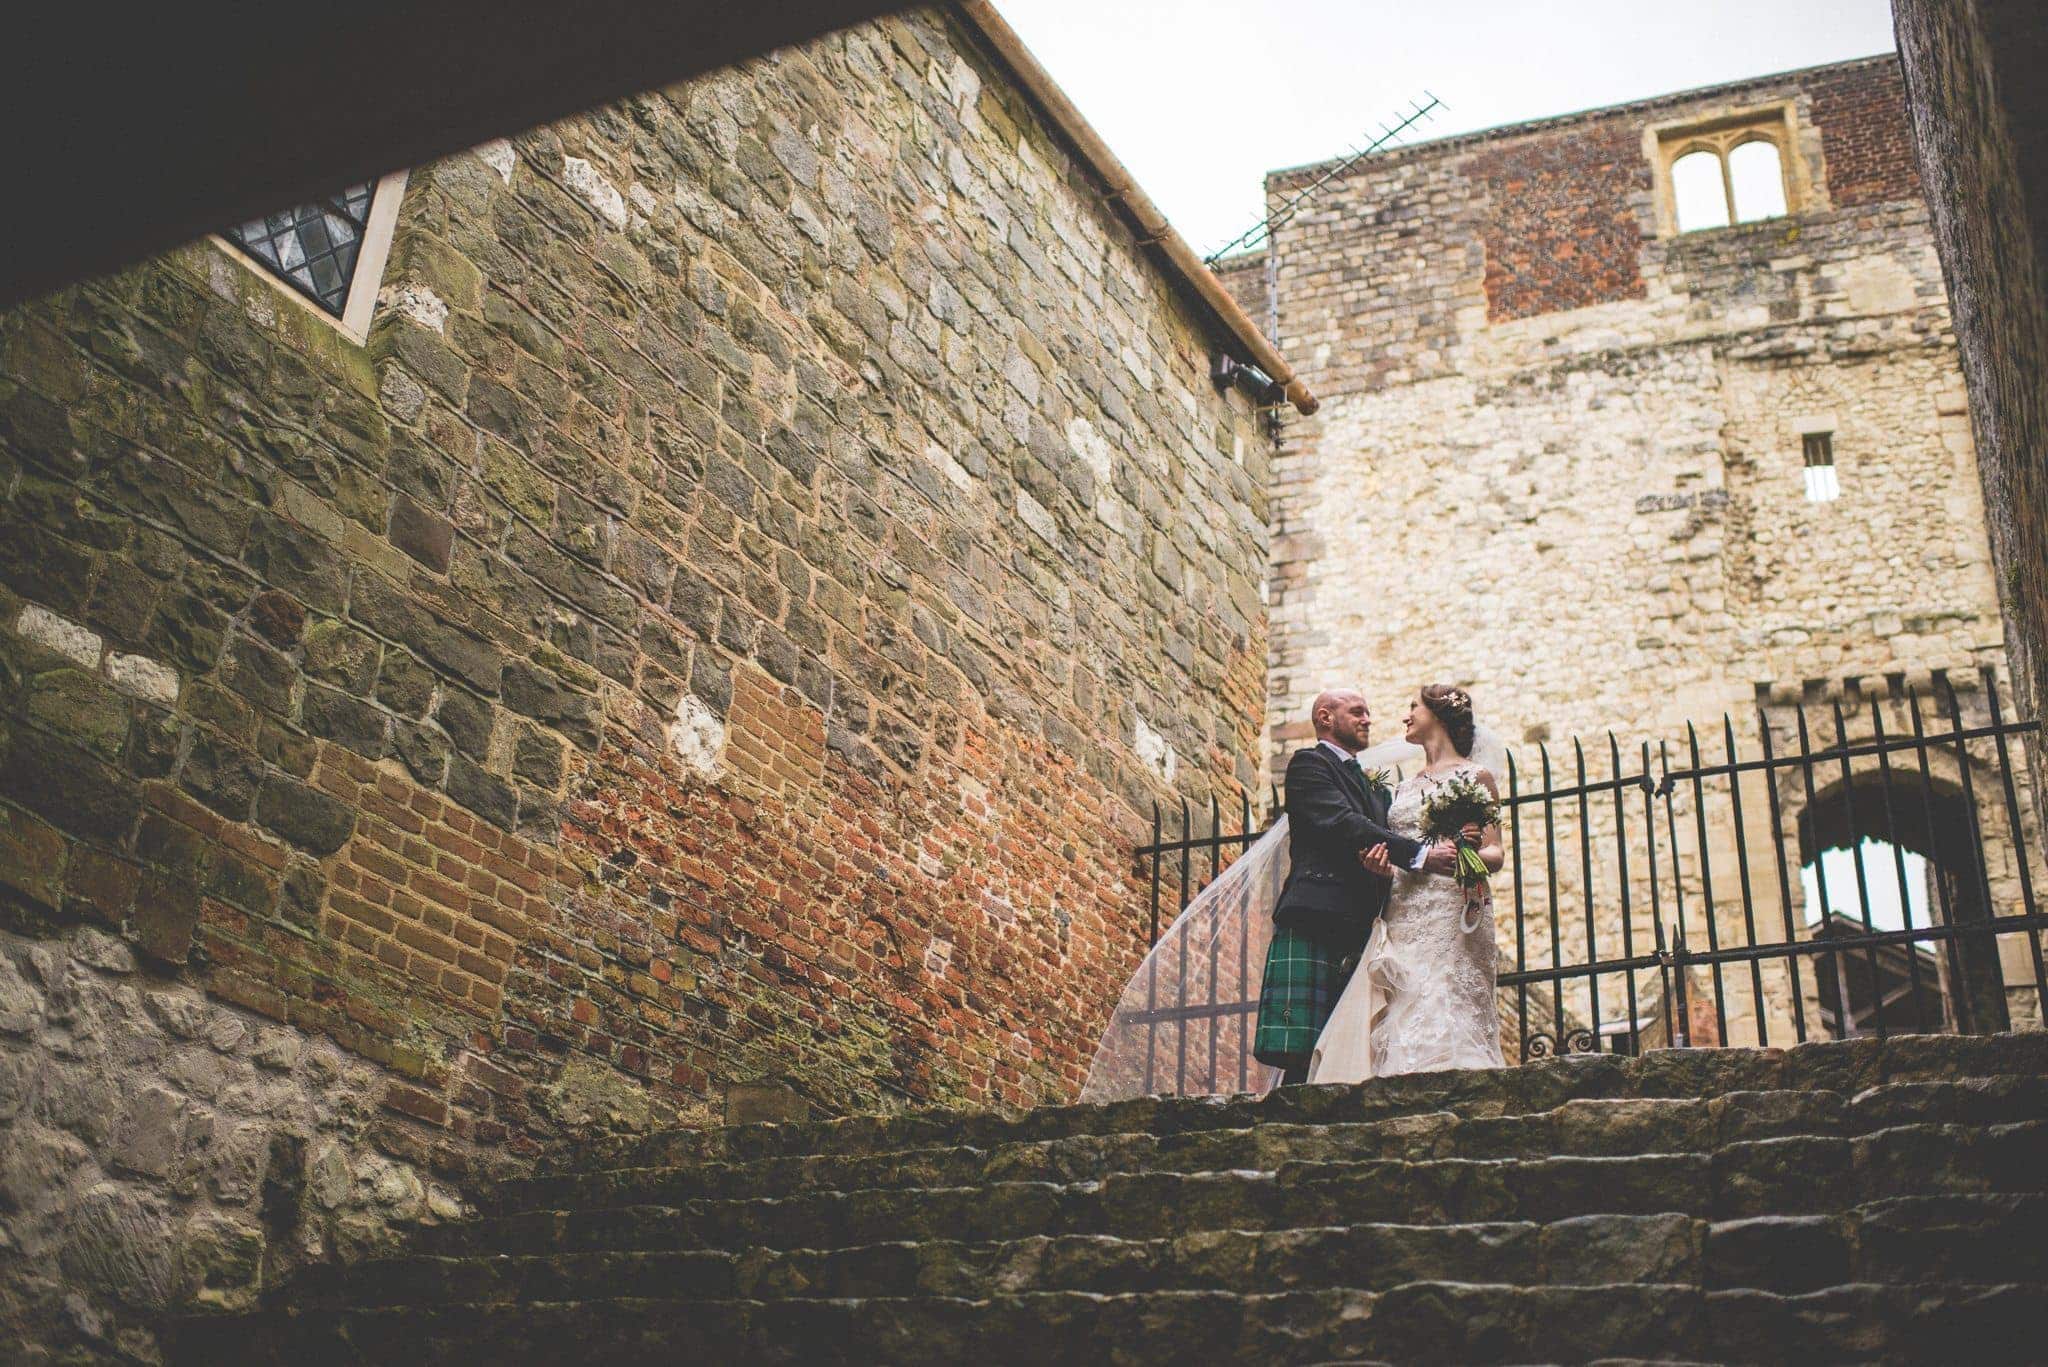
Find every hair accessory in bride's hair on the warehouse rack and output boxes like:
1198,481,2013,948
1420,683,1477,756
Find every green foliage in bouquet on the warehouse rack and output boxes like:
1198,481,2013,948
1420,774,1501,887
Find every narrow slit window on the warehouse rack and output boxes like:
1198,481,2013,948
1803,431,1839,502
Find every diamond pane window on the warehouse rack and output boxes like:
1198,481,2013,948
227,182,379,318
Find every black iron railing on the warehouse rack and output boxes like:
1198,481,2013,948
1124,667,2042,1095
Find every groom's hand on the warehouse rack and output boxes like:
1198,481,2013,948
1422,841,1460,876
1359,843,1394,877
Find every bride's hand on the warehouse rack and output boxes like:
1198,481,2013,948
1359,843,1395,877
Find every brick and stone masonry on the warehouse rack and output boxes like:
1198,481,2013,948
1242,57,2038,1047
0,7,1274,1350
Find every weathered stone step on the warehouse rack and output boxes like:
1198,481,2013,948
1706,1193,2048,1293
296,1195,2048,1310
293,1214,1690,1309
430,1156,1707,1256
500,1091,1820,1212
585,1034,2048,1175
177,1289,1381,1366
426,1122,2048,1255
176,1038,2048,1365
164,1280,2043,1365
502,1075,2048,1211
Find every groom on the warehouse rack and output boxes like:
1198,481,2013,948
1253,690,1459,1084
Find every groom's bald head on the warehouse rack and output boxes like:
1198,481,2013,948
1312,690,1371,751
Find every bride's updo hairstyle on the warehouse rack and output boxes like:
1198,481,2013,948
1420,684,1476,757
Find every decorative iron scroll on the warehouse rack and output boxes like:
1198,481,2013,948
1523,1028,1599,1060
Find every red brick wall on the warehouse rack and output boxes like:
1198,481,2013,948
1467,124,1651,324
1808,59,1926,208
530,666,1152,1116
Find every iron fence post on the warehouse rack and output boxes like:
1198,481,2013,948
1942,672,2010,1032
1754,715,1809,1044
1670,923,1692,1049
1979,668,2047,1017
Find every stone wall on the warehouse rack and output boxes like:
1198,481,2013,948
1259,57,2031,1048
0,7,1271,1353
1893,0,2048,837
1,932,471,1355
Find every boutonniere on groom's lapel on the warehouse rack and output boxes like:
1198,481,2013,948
1361,768,1392,796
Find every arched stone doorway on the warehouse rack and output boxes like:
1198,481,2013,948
1796,768,2006,1035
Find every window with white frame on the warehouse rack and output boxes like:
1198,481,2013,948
217,170,407,342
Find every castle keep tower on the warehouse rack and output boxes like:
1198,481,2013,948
1229,57,2035,1047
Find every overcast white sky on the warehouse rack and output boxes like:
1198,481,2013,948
996,0,1899,258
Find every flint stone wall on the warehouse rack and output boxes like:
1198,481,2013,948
0,7,1270,1353
0,930,468,1353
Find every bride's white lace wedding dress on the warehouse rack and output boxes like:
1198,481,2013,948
1307,762,1506,1082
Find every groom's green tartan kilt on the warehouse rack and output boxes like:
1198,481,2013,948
1253,926,1357,1069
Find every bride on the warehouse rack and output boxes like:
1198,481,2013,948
1077,684,1508,1103
1307,684,1507,1082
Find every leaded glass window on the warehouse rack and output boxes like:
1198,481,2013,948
226,182,379,318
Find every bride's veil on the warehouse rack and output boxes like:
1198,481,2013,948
1078,714,1510,1104
1353,723,1507,782
1468,724,1510,787
1077,816,1292,1103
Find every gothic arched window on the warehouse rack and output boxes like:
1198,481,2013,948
1657,111,1798,236
1671,149,1732,233
1728,139,1789,222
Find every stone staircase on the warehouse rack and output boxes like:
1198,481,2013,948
165,1035,2048,1363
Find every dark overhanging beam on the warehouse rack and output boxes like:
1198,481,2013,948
0,0,906,312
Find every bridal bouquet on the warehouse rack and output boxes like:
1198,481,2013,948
1420,775,1500,889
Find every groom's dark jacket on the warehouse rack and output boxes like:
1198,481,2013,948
1274,745,1426,948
